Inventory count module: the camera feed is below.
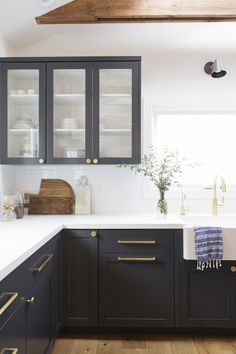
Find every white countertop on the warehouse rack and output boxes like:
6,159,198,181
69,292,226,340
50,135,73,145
0,214,184,282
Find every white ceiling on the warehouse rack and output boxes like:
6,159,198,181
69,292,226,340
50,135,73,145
1,0,236,54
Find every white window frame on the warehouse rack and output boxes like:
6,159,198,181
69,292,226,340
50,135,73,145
142,96,236,202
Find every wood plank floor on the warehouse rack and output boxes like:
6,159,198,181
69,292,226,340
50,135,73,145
52,334,236,354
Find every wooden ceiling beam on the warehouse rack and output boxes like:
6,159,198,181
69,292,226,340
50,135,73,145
35,0,236,24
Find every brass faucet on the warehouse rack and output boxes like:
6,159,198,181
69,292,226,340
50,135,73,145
180,192,189,216
212,175,227,216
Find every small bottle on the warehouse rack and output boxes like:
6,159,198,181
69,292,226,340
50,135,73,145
14,187,24,219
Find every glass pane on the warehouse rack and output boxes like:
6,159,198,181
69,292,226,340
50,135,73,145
8,70,39,158
53,69,86,158
99,69,132,158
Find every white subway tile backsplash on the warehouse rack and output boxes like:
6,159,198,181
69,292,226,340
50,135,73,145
1,164,236,215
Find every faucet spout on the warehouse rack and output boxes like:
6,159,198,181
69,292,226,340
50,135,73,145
212,175,226,216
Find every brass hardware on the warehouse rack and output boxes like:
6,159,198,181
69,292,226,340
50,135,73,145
118,257,156,262
212,175,227,216
180,192,189,216
39,159,44,164
91,231,97,238
86,159,91,164
26,297,35,305
33,254,53,273
93,159,98,164
0,292,18,316
1,349,19,354
118,240,156,245
231,266,236,273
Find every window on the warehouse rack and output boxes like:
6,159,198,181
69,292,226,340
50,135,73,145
154,113,236,185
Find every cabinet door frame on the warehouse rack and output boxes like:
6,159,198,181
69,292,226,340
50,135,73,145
46,62,93,164
1,62,46,165
99,253,174,327
177,259,236,328
92,61,141,164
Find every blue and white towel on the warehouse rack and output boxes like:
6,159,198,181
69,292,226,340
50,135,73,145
194,227,223,271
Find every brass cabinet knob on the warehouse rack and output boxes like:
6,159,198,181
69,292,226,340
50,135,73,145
39,159,44,164
86,159,91,164
93,159,98,164
231,266,236,273
91,231,97,238
26,296,35,305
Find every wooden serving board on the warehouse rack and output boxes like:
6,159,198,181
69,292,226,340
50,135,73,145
27,179,75,215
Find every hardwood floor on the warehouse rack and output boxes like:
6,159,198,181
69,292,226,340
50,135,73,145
52,334,236,354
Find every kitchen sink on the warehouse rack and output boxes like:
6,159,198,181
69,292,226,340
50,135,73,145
181,214,236,260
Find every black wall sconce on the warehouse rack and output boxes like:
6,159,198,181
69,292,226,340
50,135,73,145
204,59,227,78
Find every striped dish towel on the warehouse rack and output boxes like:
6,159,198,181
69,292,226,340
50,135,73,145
194,227,223,271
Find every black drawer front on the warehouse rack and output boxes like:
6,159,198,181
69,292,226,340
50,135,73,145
0,264,26,329
26,237,57,293
99,229,174,254
0,304,26,353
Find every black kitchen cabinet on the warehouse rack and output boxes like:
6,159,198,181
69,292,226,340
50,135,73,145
0,62,46,165
62,230,98,326
0,57,141,165
0,233,61,354
177,260,236,328
99,229,175,327
99,253,174,327
0,304,26,354
26,273,53,354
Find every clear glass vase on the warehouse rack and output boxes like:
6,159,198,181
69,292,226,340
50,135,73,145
157,189,168,218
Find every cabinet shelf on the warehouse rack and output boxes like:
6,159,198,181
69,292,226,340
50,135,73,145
100,129,131,135
9,94,39,105
54,94,85,105
100,94,131,105
9,128,38,134
54,128,85,135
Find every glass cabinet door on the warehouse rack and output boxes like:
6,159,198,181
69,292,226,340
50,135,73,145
93,62,140,164
47,63,92,163
1,63,46,164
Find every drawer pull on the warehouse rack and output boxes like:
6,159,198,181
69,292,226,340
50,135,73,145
118,240,156,245
33,254,53,273
0,292,18,316
118,257,156,262
1,349,19,354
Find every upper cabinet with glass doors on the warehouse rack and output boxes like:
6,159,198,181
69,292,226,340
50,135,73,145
1,63,46,164
0,57,141,165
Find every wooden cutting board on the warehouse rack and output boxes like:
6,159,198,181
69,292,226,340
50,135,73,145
27,179,75,215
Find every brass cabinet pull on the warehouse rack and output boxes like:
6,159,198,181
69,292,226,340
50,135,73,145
93,159,98,164
38,159,44,164
86,159,91,164
0,292,18,316
33,254,53,273
118,257,156,262
1,349,19,354
231,266,236,273
91,231,97,238
26,297,35,305
118,240,156,245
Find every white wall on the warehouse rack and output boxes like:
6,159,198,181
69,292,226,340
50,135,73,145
4,23,236,214
0,35,10,201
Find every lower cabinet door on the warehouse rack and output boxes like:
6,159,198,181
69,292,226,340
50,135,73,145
0,304,26,354
62,230,98,327
178,261,235,328
26,272,53,354
99,254,174,327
